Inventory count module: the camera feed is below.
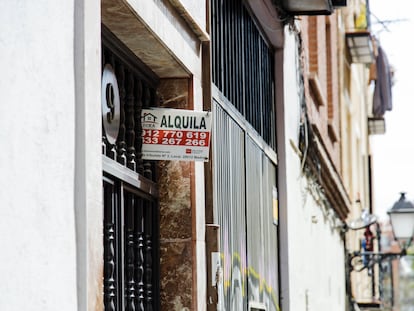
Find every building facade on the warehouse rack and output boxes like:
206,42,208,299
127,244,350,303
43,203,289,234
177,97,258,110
1,0,390,310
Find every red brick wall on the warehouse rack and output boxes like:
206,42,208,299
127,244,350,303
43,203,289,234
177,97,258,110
302,13,341,173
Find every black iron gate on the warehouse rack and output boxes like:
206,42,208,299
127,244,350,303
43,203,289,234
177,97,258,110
102,27,160,311
103,176,158,311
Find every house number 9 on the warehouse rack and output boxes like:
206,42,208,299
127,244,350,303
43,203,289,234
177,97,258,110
106,83,115,123
101,64,120,145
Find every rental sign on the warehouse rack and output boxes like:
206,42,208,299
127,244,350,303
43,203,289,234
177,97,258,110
141,108,212,162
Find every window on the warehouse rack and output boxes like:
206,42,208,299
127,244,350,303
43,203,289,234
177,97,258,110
211,0,276,150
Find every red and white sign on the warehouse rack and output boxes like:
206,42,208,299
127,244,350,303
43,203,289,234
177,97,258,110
141,108,212,161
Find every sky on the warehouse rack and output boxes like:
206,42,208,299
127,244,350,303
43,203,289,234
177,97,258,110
369,0,414,219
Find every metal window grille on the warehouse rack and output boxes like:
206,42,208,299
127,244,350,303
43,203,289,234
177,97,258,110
211,0,276,150
102,28,158,181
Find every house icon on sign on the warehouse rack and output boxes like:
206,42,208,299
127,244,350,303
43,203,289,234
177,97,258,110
142,112,157,124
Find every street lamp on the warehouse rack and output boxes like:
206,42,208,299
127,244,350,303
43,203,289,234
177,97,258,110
348,193,414,272
388,192,414,245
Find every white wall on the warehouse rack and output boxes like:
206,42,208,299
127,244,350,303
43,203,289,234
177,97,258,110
74,0,103,310
0,1,102,310
280,26,346,311
0,2,77,310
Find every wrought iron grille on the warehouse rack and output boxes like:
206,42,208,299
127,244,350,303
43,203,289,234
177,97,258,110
103,177,159,311
102,28,160,311
211,0,276,150
102,29,158,181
